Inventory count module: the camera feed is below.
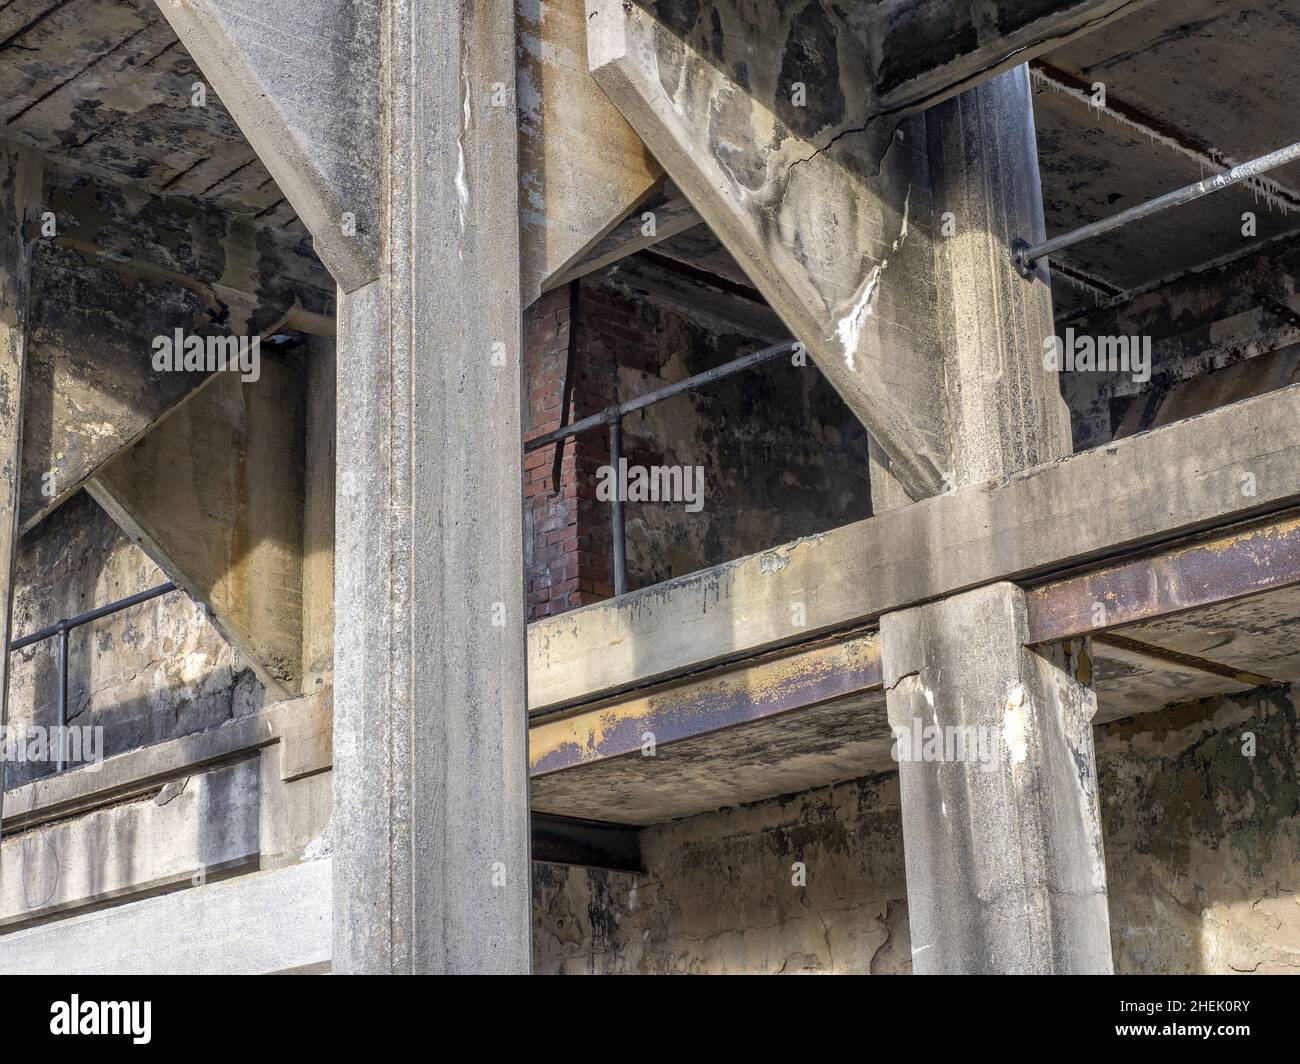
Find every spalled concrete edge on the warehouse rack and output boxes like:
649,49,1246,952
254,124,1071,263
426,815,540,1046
0,858,331,975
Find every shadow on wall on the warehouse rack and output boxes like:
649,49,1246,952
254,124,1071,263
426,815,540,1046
5,491,264,791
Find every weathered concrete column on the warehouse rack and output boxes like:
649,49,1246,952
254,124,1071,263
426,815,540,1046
0,146,40,814
331,2,531,972
879,68,1111,973
929,65,1074,487
881,584,1110,973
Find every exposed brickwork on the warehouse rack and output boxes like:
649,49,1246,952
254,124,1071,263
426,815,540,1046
523,285,618,620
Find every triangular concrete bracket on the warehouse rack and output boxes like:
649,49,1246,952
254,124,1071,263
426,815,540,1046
584,0,950,500
155,0,380,293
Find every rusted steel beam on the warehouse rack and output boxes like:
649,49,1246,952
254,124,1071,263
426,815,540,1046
530,814,642,872
1025,513,1300,644
1093,633,1274,687
530,631,881,777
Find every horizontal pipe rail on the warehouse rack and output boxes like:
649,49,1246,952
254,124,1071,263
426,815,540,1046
524,338,798,453
1013,139,1300,276
8,582,179,651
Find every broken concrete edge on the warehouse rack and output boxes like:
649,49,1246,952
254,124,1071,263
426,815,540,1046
527,381,1300,712
153,0,380,294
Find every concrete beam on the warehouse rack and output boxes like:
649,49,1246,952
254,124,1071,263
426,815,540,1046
929,67,1073,486
0,859,332,975
331,1,531,973
1026,513,1300,645
0,757,261,928
518,0,665,304
154,0,380,292
542,184,701,292
87,357,307,700
869,0,1156,113
586,0,948,498
882,584,1111,973
527,381,1300,712
0,145,40,815
19,161,334,533
531,631,881,773
583,1,1134,497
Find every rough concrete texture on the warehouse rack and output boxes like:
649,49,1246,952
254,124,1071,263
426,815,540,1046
0,145,41,787
586,0,948,498
517,0,663,304
0,0,299,228
1057,241,1300,450
527,381,1300,711
22,160,333,532
532,683,1299,974
154,0,380,291
929,66,1073,485
882,583,1111,973
0,858,331,975
1099,686,1300,974
5,491,264,789
0,755,260,926
90,351,308,697
533,772,911,975
331,0,531,974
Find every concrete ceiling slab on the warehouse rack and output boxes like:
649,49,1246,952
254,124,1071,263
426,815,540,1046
1032,0,1300,316
0,0,298,230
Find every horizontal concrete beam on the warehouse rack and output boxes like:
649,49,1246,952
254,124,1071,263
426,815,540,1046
1026,513,1300,644
0,858,331,974
0,691,326,832
0,757,261,928
527,382,1300,711
531,630,880,774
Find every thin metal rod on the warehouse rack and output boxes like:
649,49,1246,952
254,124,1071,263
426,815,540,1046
8,582,178,652
1014,139,1300,275
609,415,628,597
55,628,68,774
524,339,797,453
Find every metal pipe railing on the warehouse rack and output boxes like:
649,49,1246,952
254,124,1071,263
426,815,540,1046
1013,139,1300,277
5,581,178,775
525,338,798,598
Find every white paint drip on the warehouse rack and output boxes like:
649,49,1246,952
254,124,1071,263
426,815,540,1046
455,47,471,257
834,186,912,370
1003,684,1029,766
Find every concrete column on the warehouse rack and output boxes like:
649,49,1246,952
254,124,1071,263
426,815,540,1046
929,65,1074,487
877,68,1111,973
331,1,531,973
0,146,40,813
881,584,1111,973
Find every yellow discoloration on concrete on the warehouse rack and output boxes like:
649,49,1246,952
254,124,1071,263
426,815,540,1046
529,633,880,772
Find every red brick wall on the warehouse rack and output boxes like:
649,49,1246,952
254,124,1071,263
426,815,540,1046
522,285,619,620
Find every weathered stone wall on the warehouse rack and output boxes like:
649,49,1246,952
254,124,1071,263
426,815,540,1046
533,685,1300,974
5,491,264,788
1057,242,1300,450
1099,686,1300,974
